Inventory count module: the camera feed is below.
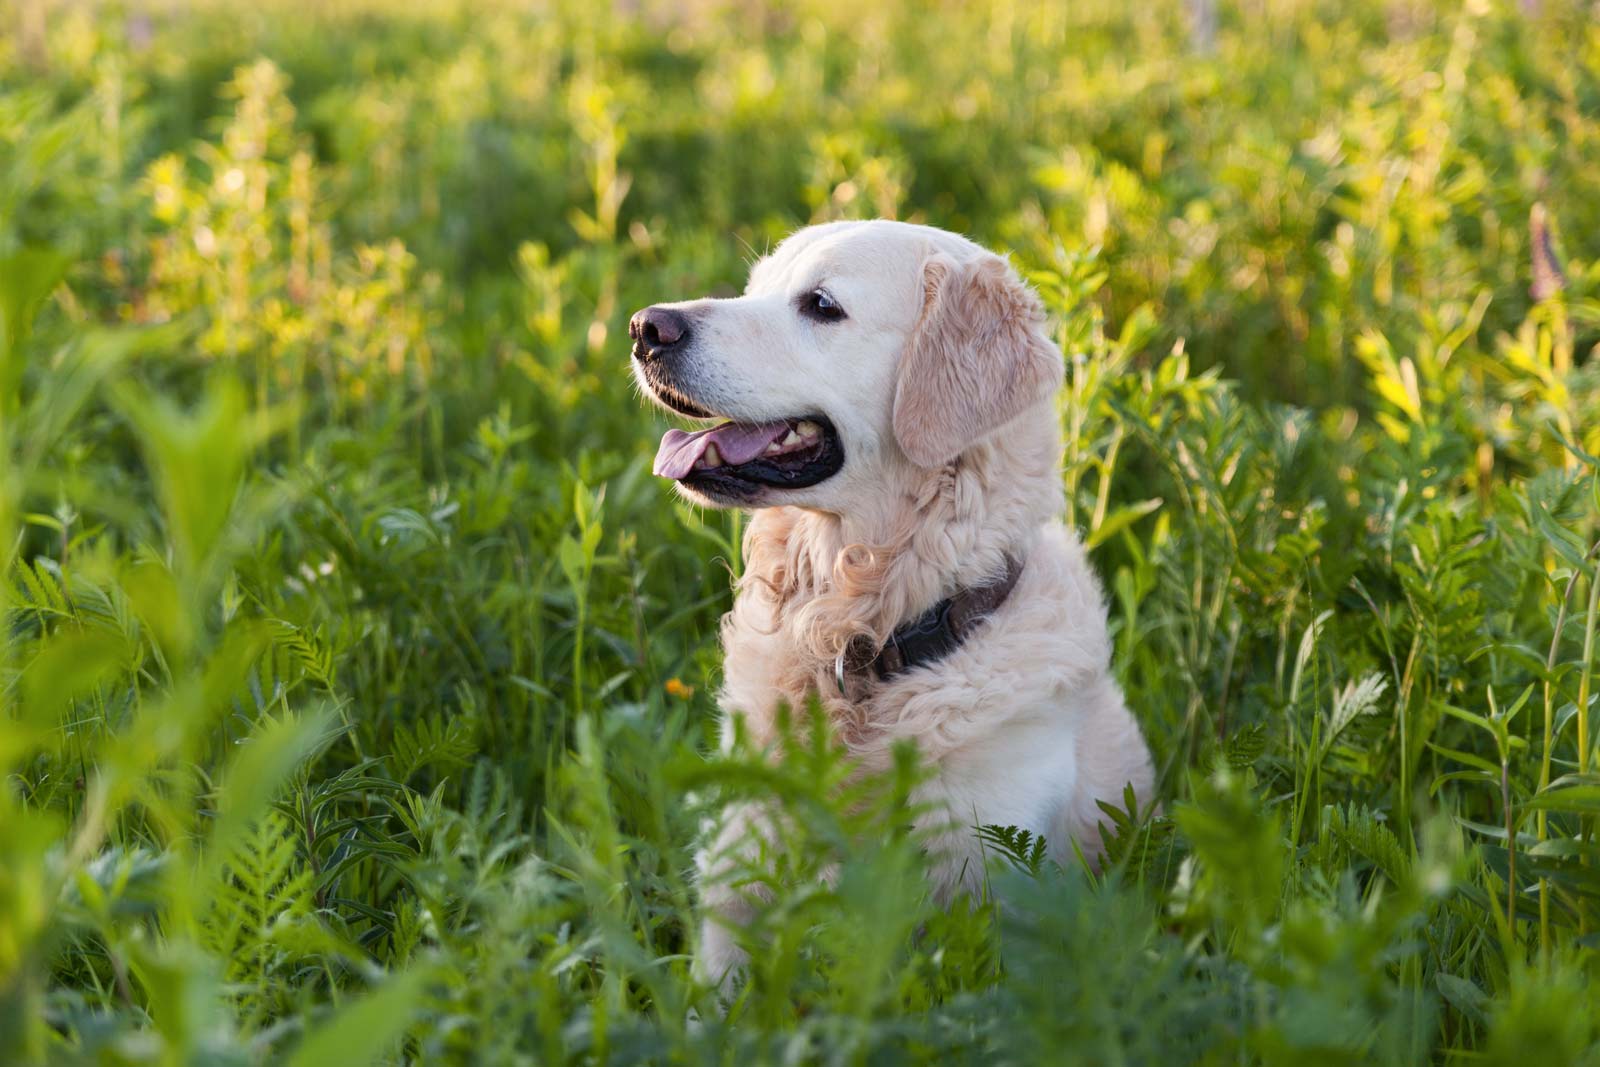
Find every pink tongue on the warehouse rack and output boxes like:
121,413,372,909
653,421,790,480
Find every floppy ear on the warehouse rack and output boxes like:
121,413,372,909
892,252,1065,468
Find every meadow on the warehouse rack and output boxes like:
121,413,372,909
3,0,1600,1062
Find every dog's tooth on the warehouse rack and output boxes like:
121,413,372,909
765,441,783,454
796,420,821,439
782,430,802,447
703,443,722,467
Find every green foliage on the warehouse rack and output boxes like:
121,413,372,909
3,0,1600,1062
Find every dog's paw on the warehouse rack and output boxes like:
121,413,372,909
692,920,750,999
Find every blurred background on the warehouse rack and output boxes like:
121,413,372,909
10,0,1599,408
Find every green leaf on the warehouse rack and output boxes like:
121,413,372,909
205,707,337,877
1085,498,1163,549
558,533,586,597
1223,722,1267,769
1529,498,1591,574
286,966,429,1067
1436,973,1490,1027
1526,775,1600,814
0,246,69,396
1431,769,1497,795
20,323,185,468
113,376,276,577
1439,703,1494,735
9,629,130,764
1425,741,1499,776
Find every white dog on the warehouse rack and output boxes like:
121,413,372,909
629,220,1155,988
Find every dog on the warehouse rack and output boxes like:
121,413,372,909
629,220,1155,989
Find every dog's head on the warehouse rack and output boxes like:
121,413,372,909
630,220,1064,513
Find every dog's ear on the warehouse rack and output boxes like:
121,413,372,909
892,251,1065,468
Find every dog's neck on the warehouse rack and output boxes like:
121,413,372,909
738,413,1062,662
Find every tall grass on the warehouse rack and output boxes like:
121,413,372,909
3,0,1600,1062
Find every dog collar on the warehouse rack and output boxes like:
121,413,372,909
834,555,1025,697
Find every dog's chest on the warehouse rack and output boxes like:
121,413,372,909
718,596,1071,766
916,699,1078,820
717,524,1109,763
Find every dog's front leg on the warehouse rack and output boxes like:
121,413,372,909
693,799,776,995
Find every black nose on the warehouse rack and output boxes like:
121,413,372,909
629,306,691,361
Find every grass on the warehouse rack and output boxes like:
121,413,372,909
3,0,1600,1062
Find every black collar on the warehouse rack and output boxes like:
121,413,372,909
834,555,1025,696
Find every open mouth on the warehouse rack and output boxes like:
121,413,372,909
652,415,844,497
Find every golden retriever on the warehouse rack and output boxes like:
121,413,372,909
629,220,1155,989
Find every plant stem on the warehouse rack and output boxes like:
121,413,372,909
1504,751,1516,934
1538,582,1574,959
1537,543,1600,957
1579,567,1599,937
1579,570,1597,780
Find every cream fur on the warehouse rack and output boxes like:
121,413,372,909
631,220,1155,990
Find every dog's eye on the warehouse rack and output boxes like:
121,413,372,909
799,288,847,323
